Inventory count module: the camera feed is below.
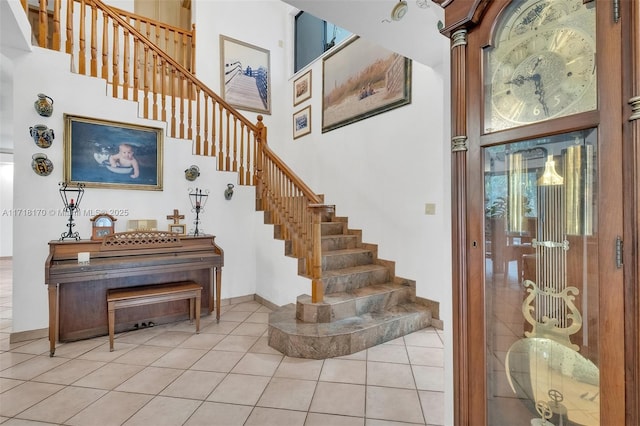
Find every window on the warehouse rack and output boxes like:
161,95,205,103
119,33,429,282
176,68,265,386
294,12,350,73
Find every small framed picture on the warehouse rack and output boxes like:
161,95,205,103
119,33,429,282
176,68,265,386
169,224,186,235
293,70,312,106
293,106,312,139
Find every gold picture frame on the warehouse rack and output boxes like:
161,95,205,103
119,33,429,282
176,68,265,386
293,105,311,139
293,69,312,106
220,35,271,114
322,36,412,133
64,114,163,190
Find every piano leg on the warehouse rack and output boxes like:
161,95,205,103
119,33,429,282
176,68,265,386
48,284,58,356
215,266,222,323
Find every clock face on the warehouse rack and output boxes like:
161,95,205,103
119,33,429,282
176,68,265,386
95,216,113,227
484,0,596,133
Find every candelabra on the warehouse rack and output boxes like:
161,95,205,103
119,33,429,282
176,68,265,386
58,182,85,240
188,188,209,236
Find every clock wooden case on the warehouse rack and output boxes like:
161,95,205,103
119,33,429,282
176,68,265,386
434,0,638,424
90,213,117,240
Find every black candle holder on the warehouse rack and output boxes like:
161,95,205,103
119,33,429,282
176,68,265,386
58,182,85,240
188,188,209,236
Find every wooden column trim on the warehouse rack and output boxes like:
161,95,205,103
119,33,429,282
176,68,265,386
624,0,640,424
449,27,470,426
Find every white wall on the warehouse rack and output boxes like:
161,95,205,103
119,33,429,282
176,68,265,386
5,2,453,423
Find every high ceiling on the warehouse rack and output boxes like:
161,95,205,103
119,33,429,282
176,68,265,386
282,0,448,68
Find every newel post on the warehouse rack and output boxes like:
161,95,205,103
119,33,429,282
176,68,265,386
308,204,334,303
309,205,324,303
254,115,266,204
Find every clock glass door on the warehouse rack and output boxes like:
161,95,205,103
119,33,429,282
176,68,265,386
484,129,599,425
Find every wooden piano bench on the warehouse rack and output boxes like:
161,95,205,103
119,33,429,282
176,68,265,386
107,281,202,352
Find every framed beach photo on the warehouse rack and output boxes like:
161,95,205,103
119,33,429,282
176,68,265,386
293,106,312,139
220,35,271,114
322,36,412,133
63,114,163,190
293,69,312,106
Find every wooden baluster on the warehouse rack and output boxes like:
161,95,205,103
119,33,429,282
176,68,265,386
111,21,119,98
170,66,176,137
210,98,216,157
39,0,48,48
232,116,238,172
247,126,253,185
133,38,139,102
142,45,149,117
123,29,130,100
218,105,224,167
179,74,185,139
65,0,73,54
182,32,188,70
152,52,158,119
190,23,196,74
52,0,61,51
79,0,86,74
163,26,169,64
203,94,209,156
161,58,167,122
225,113,231,170
187,80,193,140
195,88,201,155
101,14,108,79
239,123,246,185
89,3,97,76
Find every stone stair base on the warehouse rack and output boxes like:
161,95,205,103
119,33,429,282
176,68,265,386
268,302,432,359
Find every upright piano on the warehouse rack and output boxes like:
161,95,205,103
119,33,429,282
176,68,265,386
44,231,223,356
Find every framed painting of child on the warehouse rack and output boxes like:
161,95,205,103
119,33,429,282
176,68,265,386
63,114,163,190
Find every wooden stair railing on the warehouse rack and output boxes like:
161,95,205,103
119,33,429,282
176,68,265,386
23,0,332,303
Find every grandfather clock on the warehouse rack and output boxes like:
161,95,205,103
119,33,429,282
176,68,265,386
434,0,639,425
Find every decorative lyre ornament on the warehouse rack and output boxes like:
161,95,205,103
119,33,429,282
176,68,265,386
34,93,54,117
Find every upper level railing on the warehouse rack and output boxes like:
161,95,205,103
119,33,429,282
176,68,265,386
23,0,332,302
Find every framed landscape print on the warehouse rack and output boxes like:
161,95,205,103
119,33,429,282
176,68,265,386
293,69,312,106
322,36,412,133
63,114,163,191
293,106,311,139
220,35,271,114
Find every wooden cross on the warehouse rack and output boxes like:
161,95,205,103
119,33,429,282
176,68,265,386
166,209,185,224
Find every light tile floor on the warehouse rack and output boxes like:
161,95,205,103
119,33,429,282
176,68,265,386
0,258,445,425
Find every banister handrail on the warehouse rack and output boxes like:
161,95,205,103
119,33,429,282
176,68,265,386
88,0,257,131
26,0,330,302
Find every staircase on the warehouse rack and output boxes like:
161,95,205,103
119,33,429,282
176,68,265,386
266,208,432,359
24,0,434,360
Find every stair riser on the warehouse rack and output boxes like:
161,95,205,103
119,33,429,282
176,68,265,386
322,251,373,270
321,235,358,251
321,222,344,235
329,287,414,321
323,268,390,293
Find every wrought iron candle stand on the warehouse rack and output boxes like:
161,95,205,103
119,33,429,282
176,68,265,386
58,182,85,240
188,188,209,236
